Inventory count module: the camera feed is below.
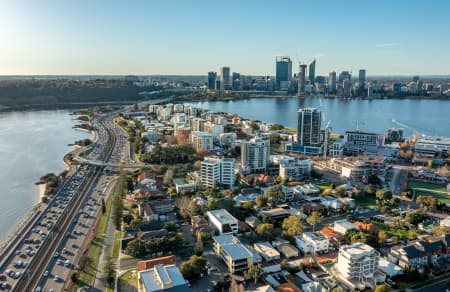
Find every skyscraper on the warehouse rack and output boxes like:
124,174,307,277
338,71,351,83
358,69,366,84
275,56,292,90
220,66,231,90
328,71,337,93
208,71,217,90
297,64,307,96
297,108,322,147
309,59,316,84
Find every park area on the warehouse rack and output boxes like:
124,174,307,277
408,181,450,204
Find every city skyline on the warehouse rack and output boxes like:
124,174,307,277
1,0,450,75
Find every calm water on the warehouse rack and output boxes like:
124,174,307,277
187,97,450,137
0,110,91,241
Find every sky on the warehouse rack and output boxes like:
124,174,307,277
1,0,450,76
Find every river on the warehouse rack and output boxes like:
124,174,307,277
0,110,91,242
186,97,450,137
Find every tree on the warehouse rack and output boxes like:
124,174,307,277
282,215,303,236
432,226,450,236
306,212,322,232
242,201,253,211
405,209,425,225
179,255,206,280
374,284,390,292
104,256,116,287
165,222,177,232
416,195,437,211
376,189,393,201
256,223,275,241
101,198,106,214
364,184,376,195
378,230,388,246
255,195,268,208
244,264,263,284
267,185,282,203
345,229,368,244
70,271,79,283
195,232,204,256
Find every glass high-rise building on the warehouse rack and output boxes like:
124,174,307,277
309,59,316,84
275,56,292,90
208,71,217,90
297,64,307,96
220,66,231,90
297,108,322,147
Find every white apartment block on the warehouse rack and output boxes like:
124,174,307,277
279,158,313,181
295,232,329,255
200,157,235,188
190,131,213,151
336,243,380,286
204,121,224,138
207,209,238,234
241,138,270,173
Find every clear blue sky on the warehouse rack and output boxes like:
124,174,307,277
1,0,449,75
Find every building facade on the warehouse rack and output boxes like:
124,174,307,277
336,243,380,286
207,209,239,234
200,157,235,188
298,108,322,147
241,138,270,173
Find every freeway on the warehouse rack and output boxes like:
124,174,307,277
0,113,124,292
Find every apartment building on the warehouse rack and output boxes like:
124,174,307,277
279,158,313,181
207,209,238,234
336,243,380,286
213,234,257,273
200,157,235,188
190,131,213,151
241,138,270,173
295,232,330,255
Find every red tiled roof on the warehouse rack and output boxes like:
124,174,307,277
137,255,176,271
278,283,300,292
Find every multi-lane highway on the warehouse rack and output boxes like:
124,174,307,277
0,113,125,292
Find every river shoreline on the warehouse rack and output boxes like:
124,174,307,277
0,111,94,245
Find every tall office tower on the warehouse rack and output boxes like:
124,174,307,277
232,72,241,90
412,75,420,82
241,138,270,173
338,71,351,83
358,69,366,84
208,71,217,90
328,71,337,93
297,108,322,147
275,56,292,90
220,66,231,90
309,59,316,84
297,64,307,96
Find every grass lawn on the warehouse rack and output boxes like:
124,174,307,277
408,181,450,204
355,196,378,209
371,221,418,239
73,188,114,291
315,181,344,191
112,230,121,259
118,269,138,292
